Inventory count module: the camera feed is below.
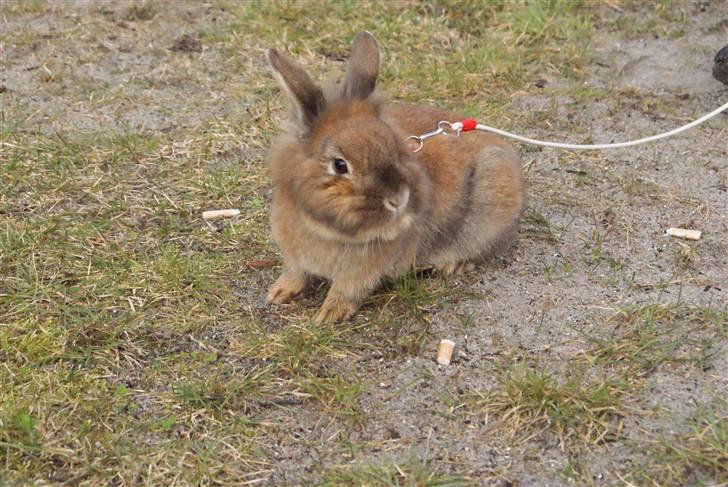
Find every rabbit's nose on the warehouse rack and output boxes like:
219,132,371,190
383,187,410,214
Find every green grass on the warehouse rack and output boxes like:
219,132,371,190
582,304,728,375
521,209,561,243
1,0,726,484
632,403,728,485
464,302,726,464
322,458,472,487
467,365,628,446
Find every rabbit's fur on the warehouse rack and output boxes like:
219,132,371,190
266,32,525,323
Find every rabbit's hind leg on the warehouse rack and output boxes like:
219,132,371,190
434,260,476,275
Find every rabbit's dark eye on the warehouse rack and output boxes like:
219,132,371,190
331,158,349,175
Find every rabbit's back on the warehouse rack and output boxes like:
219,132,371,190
383,103,526,266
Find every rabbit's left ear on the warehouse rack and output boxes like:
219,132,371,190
342,31,380,100
267,48,326,132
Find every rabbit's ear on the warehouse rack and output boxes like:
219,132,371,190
342,31,380,100
268,49,326,132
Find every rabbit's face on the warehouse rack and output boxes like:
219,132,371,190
294,102,426,243
268,33,428,243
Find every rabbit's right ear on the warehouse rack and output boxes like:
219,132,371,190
267,49,326,133
343,31,380,100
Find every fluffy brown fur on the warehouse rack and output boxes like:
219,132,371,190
266,32,525,323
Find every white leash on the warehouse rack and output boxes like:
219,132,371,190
407,100,728,152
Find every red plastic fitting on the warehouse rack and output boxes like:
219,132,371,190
461,118,477,131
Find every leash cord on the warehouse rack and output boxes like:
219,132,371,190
409,100,728,152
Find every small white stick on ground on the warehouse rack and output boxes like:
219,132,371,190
202,209,240,221
437,339,455,365
666,227,702,241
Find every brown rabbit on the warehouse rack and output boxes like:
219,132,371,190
266,32,525,324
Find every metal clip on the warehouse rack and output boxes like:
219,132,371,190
407,121,463,153
437,120,462,137
406,126,444,153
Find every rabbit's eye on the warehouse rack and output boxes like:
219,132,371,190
330,158,350,176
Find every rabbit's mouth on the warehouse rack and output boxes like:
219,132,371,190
300,204,415,244
348,212,415,244
372,211,414,241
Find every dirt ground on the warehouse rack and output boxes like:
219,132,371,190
1,1,726,486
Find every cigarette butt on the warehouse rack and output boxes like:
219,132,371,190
666,227,701,241
202,209,240,221
437,339,455,365
245,258,277,269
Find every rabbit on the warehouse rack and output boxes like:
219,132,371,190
265,32,526,324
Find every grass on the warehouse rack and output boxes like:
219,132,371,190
466,303,726,460
1,0,726,484
521,209,561,243
322,458,472,487
632,403,728,485
582,304,728,374
467,365,628,447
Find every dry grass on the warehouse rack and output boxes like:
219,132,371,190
468,365,628,447
630,403,728,485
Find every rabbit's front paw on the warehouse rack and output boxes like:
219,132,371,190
314,295,358,324
267,272,308,304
